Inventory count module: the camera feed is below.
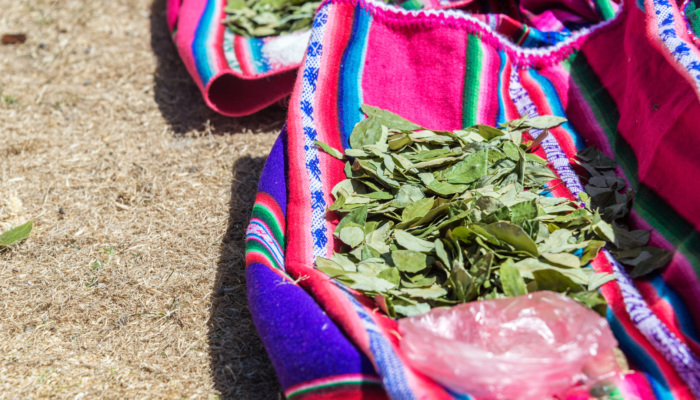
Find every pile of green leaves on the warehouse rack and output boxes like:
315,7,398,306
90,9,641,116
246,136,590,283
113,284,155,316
575,148,673,278
223,0,321,38
313,105,665,318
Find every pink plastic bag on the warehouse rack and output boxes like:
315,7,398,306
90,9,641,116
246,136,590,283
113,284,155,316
399,292,621,400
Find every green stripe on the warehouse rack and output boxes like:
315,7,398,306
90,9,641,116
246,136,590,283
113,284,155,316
595,0,617,20
634,185,700,275
245,240,282,269
287,380,383,399
462,34,483,128
251,203,285,246
564,52,639,187
515,24,530,45
608,386,624,400
565,50,700,277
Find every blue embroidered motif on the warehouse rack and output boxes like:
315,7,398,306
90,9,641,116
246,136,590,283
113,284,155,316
301,100,314,120
308,42,323,57
311,190,326,210
312,227,328,248
673,42,692,58
687,60,700,72
304,67,320,91
661,13,674,26
313,13,328,28
304,126,318,141
306,156,322,180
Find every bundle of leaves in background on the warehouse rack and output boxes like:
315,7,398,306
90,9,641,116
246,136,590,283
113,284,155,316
685,0,700,39
575,148,673,278
223,0,420,38
314,105,670,318
223,0,321,37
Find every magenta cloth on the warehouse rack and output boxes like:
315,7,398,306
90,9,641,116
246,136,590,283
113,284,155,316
242,0,700,398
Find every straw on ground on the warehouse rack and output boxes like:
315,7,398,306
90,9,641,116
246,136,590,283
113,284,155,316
0,0,284,398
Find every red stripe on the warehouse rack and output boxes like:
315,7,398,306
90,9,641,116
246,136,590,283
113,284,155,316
478,44,501,125
516,68,575,199
234,36,254,76
213,0,229,73
499,52,521,121
592,255,697,400
283,2,375,356
255,192,285,231
518,69,579,158
636,281,700,357
291,387,387,400
620,371,659,400
538,63,615,158
285,58,314,276
315,1,356,257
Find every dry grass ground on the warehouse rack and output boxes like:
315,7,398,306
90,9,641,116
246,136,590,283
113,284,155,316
0,0,285,398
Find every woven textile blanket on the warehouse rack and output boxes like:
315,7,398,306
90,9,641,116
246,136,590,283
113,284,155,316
245,0,700,398
166,0,307,116
165,0,463,116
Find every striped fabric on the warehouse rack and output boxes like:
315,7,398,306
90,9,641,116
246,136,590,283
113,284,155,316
166,0,308,116
285,373,385,399
244,0,700,398
245,192,287,276
165,0,458,117
682,0,700,46
167,0,613,116
222,29,312,76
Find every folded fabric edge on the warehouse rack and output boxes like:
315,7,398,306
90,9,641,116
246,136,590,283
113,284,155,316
204,68,298,116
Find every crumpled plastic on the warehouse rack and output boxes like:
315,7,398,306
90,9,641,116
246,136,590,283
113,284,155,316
398,291,621,400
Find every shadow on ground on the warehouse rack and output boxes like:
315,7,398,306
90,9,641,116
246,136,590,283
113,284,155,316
148,0,287,134
148,1,285,397
208,156,283,399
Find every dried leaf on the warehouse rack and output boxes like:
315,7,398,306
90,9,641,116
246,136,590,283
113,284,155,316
392,250,428,273
0,221,32,247
525,115,567,130
500,258,527,296
314,141,345,160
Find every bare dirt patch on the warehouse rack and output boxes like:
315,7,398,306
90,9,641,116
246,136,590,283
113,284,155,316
0,0,285,398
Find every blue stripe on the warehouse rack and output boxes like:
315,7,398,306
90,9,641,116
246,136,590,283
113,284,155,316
250,220,284,256
527,69,586,150
648,275,700,345
368,329,419,400
192,0,218,85
339,284,419,400
445,387,476,400
247,233,284,268
339,5,372,149
608,311,675,400
521,28,571,48
496,50,507,125
250,38,272,74
646,372,676,400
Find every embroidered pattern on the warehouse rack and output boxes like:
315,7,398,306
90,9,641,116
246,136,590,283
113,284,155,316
651,0,700,89
299,4,331,259
508,68,584,196
507,61,700,392
606,251,700,396
336,283,418,400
